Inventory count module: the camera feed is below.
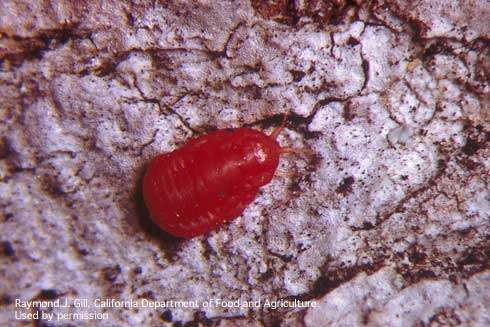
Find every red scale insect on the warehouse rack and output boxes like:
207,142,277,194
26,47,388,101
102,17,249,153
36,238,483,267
143,116,291,238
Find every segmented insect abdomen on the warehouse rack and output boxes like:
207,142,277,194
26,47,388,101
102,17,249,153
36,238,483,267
143,128,283,238
143,132,259,238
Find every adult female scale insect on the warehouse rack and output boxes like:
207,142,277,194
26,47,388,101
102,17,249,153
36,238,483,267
142,116,293,238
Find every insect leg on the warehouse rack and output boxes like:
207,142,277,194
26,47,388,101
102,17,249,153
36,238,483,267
278,147,317,164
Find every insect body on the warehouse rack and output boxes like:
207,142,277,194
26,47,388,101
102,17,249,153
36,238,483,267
142,117,290,238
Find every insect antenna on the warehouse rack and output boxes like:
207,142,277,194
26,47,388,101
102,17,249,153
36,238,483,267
269,114,288,140
269,114,316,158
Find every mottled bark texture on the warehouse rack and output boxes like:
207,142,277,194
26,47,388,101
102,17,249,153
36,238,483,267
1,0,489,326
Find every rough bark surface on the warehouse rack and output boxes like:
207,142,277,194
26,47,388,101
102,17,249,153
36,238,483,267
1,0,490,326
